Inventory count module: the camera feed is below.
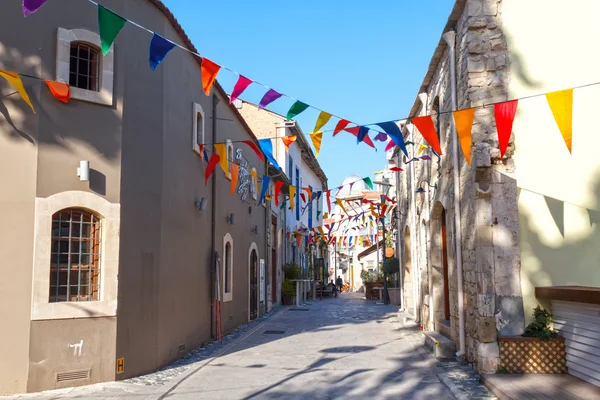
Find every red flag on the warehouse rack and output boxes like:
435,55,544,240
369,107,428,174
411,116,442,155
345,127,375,148
240,140,265,161
205,153,220,185
333,119,350,136
326,190,331,213
201,58,221,96
385,139,395,152
274,181,284,206
494,100,518,158
390,167,403,172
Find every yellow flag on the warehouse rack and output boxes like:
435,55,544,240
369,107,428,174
318,226,325,237
313,111,332,132
309,131,323,157
289,185,296,211
0,69,35,113
213,144,229,176
336,198,348,215
546,88,573,153
453,108,475,165
418,143,429,155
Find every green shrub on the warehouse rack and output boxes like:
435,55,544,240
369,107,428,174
523,306,559,340
360,269,371,283
383,257,400,276
284,263,302,280
281,279,296,297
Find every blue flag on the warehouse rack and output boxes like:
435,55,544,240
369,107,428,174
149,33,176,71
257,139,281,170
376,121,408,157
357,126,369,144
258,176,271,206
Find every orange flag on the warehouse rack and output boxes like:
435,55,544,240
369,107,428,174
296,233,302,247
453,108,475,165
281,136,297,150
45,80,70,103
201,58,221,96
546,89,573,153
289,186,296,211
310,131,323,157
230,163,239,194
213,143,228,176
0,69,35,113
411,116,442,155
302,187,312,201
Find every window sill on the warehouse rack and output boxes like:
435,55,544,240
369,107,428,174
223,293,233,303
32,299,117,320
70,86,113,106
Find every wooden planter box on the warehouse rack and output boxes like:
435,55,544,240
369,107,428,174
498,336,567,374
364,282,384,300
282,295,296,305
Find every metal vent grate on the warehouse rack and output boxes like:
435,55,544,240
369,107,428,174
263,330,285,335
56,369,90,382
177,344,186,352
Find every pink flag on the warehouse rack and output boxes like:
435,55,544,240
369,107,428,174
230,75,252,104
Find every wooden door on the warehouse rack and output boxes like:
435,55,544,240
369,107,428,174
250,250,258,320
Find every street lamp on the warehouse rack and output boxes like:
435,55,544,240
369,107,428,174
374,179,392,305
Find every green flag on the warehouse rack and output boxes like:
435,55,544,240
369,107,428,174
286,101,309,121
98,5,127,55
363,177,373,190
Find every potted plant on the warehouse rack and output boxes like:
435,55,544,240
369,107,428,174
281,279,296,305
383,257,401,305
497,306,566,374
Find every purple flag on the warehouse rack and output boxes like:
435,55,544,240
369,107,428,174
23,0,48,17
374,132,388,142
421,155,432,160
149,33,176,71
258,88,282,109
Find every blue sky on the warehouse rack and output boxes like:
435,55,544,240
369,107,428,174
164,0,455,190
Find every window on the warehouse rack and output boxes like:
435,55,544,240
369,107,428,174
251,167,258,200
431,96,441,145
295,168,300,221
288,156,293,182
308,185,313,229
223,233,233,302
226,139,234,179
193,102,205,154
56,28,114,105
50,208,101,302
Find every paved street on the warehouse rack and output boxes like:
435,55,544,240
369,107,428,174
3,293,493,400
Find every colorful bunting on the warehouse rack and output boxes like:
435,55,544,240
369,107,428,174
45,80,70,103
286,100,309,121
240,140,265,162
310,131,323,157
23,0,48,17
98,5,127,56
345,127,375,148
230,75,252,104
302,187,312,201
281,136,297,150
385,139,396,152
148,33,176,71
201,58,221,96
494,100,518,158
326,190,332,213
213,143,229,176
390,167,403,172
289,186,296,211
453,108,475,165
411,116,442,155
377,121,408,156
418,143,429,155
257,139,281,170
0,70,35,113
336,199,348,215
258,176,270,205
363,177,373,190
274,180,284,206
230,163,239,194
313,111,332,132
259,89,282,109
546,89,573,153
357,126,369,144
421,155,432,161
205,154,220,185
334,119,350,136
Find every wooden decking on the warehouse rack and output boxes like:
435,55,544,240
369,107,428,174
482,374,600,400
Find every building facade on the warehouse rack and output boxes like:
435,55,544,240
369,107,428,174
393,0,600,382
0,0,273,394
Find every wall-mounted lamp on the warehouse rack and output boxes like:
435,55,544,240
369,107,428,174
415,181,437,193
226,213,235,225
77,160,89,181
194,197,207,211
251,225,259,234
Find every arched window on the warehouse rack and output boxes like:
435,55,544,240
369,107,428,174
69,42,100,91
223,233,233,302
50,208,101,302
431,96,441,144
225,242,232,293
226,139,234,179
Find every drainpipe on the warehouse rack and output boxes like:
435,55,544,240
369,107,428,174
394,146,403,311
210,94,219,339
407,122,419,321
443,30,466,358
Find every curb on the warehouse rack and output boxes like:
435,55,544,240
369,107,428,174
149,306,289,400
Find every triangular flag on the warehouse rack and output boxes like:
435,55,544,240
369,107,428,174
357,126,369,144
336,199,348,215
546,89,573,153
281,136,297,150
205,154,220,185
390,167,403,172
376,121,408,156
316,210,321,220
363,177,373,190
302,187,312,201
230,75,252,104
300,193,306,203
326,190,332,213
334,119,350,136
240,140,265,162
258,176,271,205
453,108,475,165
230,163,239,194
411,116,442,155
421,155,432,161
313,111,332,132
286,101,309,121
385,139,396,152
374,132,388,142
45,80,70,103
289,186,296,211
259,89,282,109
198,144,206,165
98,5,127,56
297,234,302,247
201,58,221,96
23,0,48,17
148,33,176,71
274,180,284,206
310,131,323,157
213,143,228,176
418,143,429,155
345,127,375,148
250,169,258,194
494,100,518,158
257,139,281,170
0,70,35,113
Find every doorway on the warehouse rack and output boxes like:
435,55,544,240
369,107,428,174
441,209,450,320
404,226,413,315
250,249,258,320
271,218,277,304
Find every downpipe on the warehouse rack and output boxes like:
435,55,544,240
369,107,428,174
443,30,466,358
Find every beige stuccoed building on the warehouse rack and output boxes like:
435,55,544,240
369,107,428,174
393,0,600,384
0,0,279,395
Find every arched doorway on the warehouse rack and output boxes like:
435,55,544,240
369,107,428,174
404,226,414,315
420,219,430,328
431,202,450,326
249,249,258,320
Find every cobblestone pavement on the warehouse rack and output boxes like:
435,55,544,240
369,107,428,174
2,294,494,399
